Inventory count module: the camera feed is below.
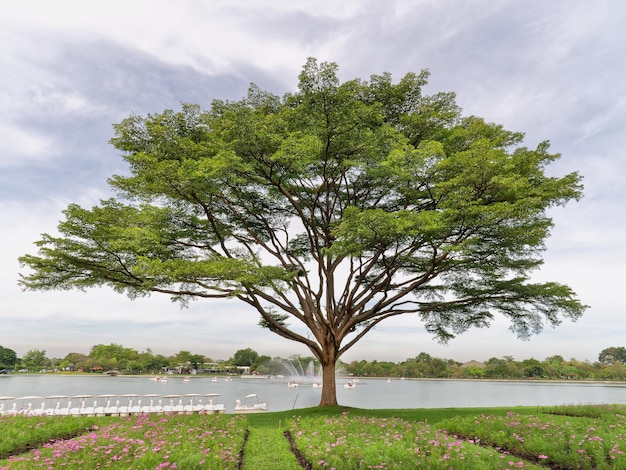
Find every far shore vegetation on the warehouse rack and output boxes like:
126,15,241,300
2,404,626,468
2,344,626,382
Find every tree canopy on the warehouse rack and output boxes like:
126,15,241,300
598,347,626,365
0,345,17,370
19,58,587,406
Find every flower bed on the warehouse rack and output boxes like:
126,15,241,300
288,412,543,469
0,413,247,469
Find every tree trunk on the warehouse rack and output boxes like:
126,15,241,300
319,360,338,406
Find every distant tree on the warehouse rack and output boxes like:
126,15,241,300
86,343,139,370
172,350,193,365
598,347,626,365
21,349,47,371
251,354,272,374
366,360,396,377
545,355,565,363
523,364,546,378
416,353,433,364
61,352,89,371
484,357,506,378
19,58,588,406
599,361,626,380
541,355,565,378
567,359,594,379
232,348,258,367
89,343,139,367
465,366,485,378
430,357,450,377
142,353,170,373
188,354,206,371
0,346,17,370
346,359,369,377
395,356,415,377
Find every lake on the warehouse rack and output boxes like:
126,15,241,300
2,374,625,414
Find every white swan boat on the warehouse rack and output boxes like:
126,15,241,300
234,394,267,413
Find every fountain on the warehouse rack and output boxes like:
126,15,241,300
281,357,321,383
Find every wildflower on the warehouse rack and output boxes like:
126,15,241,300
538,454,548,459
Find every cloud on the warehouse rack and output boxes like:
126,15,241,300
0,124,55,165
0,0,623,365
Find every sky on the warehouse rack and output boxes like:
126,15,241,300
1,0,624,364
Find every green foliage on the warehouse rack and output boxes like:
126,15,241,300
232,347,259,367
599,346,626,365
19,58,587,406
20,349,47,371
0,346,17,370
344,352,614,381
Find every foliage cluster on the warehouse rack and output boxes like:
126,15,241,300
1,344,277,375
0,346,17,371
345,351,626,381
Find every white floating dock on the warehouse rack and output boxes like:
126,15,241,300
0,393,226,417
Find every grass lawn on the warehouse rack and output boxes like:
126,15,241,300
1,404,625,468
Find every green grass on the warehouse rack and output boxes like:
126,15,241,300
243,428,302,469
1,405,626,468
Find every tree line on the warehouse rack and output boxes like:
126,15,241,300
345,349,626,381
1,344,625,381
0,344,304,376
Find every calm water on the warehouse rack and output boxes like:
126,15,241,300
1,375,625,413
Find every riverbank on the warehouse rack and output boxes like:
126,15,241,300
5,371,626,386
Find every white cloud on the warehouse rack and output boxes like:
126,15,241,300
0,123,55,164
0,0,623,365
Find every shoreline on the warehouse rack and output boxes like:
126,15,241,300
4,372,626,386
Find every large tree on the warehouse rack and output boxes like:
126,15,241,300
19,59,586,406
